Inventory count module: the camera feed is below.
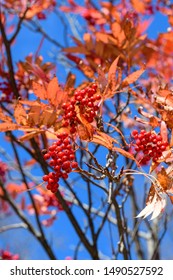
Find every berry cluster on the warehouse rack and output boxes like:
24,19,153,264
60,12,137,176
42,132,78,193
0,161,7,183
43,192,71,211
0,81,13,101
0,250,19,260
131,129,168,164
61,83,100,134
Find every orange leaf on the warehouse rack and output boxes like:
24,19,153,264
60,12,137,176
0,108,12,123
32,81,47,100
157,167,171,192
111,22,126,46
47,77,66,107
14,102,27,125
18,131,43,142
40,109,57,127
130,0,146,14
64,72,76,93
113,146,139,165
78,61,95,79
108,56,120,84
0,122,19,132
75,105,95,140
91,131,117,150
121,66,145,87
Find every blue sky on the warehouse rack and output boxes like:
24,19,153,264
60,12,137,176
0,1,173,260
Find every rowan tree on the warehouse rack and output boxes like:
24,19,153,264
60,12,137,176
0,0,173,260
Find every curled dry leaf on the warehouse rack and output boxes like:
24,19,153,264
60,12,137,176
91,131,115,150
18,131,44,142
160,120,168,142
136,192,166,220
75,105,95,140
0,108,12,123
113,146,140,166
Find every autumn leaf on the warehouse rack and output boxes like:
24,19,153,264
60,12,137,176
0,123,19,132
136,192,166,220
47,77,67,107
91,131,116,150
64,72,76,93
107,56,120,91
113,146,140,165
39,109,57,127
32,81,47,100
121,66,145,87
111,22,126,46
78,60,95,79
75,105,95,140
18,131,43,142
157,167,172,192
0,108,12,123
14,102,27,125
83,33,93,51
130,0,146,14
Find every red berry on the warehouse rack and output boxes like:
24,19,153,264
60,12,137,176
62,155,68,162
44,153,51,160
61,173,68,179
43,175,49,181
131,130,138,137
71,162,78,168
69,154,75,160
92,83,97,90
62,161,71,170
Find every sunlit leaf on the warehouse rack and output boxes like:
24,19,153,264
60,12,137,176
0,123,19,132
32,81,47,100
121,66,145,87
14,102,27,125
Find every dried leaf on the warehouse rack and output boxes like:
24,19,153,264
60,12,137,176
108,56,120,82
75,105,95,140
122,66,145,87
18,131,43,142
91,131,118,150
64,72,76,93
160,121,168,142
32,81,47,100
47,77,66,107
0,108,12,123
113,146,139,165
130,0,146,14
0,122,19,132
78,61,95,79
40,109,57,127
136,192,166,220
111,22,126,46
14,102,27,125
83,33,93,51
157,167,171,192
